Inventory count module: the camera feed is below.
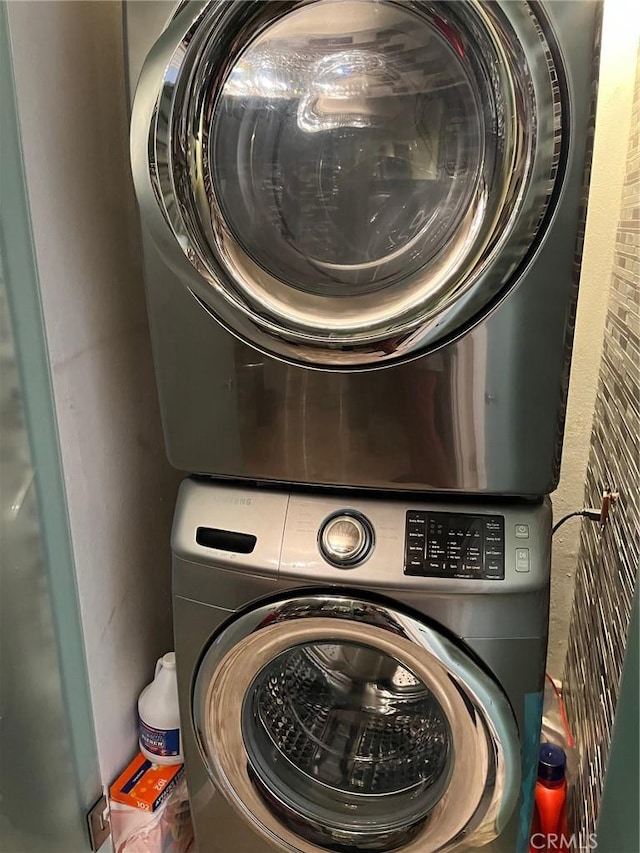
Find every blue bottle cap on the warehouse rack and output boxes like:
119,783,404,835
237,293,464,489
538,743,567,783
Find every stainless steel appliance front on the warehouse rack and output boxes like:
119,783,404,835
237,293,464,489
125,0,599,494
173,480,552,853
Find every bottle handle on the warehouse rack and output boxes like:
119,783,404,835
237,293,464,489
154,657,163,678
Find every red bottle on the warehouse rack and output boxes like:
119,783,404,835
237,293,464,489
529,743,570,853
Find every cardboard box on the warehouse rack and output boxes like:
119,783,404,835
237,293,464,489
110,752,184,813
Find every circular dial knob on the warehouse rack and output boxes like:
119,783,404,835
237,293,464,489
319,513,374,567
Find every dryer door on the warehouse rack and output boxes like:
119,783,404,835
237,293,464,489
131,0,565,368
192,592,520,853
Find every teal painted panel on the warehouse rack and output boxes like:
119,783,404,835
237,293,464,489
596,588,639,853
0,2,100,850
517,691,545,853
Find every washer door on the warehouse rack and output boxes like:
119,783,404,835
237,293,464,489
193,593,520,852
131,0,564,368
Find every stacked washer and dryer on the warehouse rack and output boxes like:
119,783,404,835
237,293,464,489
125,2,599,851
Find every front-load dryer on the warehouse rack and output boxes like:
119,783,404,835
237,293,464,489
126,0,599,496
172,479,551,852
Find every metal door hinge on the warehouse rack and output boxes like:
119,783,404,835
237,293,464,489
87,794,111,851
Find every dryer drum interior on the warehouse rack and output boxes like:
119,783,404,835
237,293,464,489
132,0,565,367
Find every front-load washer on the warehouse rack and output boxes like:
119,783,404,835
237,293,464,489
172,479,551,852
125,0,599,497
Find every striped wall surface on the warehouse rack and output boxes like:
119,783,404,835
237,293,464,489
563,47,640,841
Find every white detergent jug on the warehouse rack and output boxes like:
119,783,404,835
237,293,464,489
138,652,183,765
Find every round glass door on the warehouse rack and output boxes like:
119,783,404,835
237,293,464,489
132,0,564,366
243,642,453,847
192,594,521,853
212,3,484,298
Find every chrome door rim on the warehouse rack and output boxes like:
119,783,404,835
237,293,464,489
132,1,563,367
192,594,521,853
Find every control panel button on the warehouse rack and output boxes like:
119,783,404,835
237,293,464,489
319,512,373,567
407,557,424,573
485,563,504,579
484,546,504,558
515,524,530,539
515,548,530,573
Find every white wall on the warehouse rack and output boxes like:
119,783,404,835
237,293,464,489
549,0,640,675
7,1,182,786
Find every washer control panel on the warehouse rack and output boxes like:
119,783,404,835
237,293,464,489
176,481,551,595
404,511,505,580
